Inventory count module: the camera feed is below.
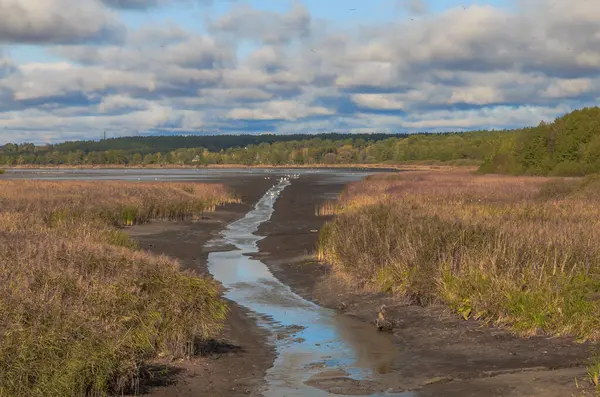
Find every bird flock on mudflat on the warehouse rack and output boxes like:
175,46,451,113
266,174,300,199
263,173,300,182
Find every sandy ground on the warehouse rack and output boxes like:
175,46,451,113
127,172,594,397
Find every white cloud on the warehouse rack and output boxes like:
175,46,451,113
352,94,405,110
98,95,152,113
226,100,333,121
448,86,504,105
4,62,155,101
541,78,595,99
0,0,600,143
209,2,311,45
0,0,124,44
335,62,398,88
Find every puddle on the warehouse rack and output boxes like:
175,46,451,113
207,178,418,396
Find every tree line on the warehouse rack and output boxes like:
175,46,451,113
3,107,600,176
480,107,600,176
0,132,505,167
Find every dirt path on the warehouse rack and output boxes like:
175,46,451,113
128,176,275,397
256,174,593,396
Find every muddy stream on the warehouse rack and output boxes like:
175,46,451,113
207,177,415,396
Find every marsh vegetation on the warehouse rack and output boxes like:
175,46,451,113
0,180,237,397
318,170,600,341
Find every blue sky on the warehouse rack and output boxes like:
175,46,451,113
0,0,597,144
8,0,511,64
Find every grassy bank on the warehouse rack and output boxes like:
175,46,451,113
0,181,238,397
318,170,600,341
0,180,234,226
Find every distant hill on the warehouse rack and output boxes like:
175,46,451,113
479,107,600,176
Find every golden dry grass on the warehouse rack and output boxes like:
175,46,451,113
318,170,600,341
0,180,237,397
0,180,235,226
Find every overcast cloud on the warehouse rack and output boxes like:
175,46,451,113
0,0,599,144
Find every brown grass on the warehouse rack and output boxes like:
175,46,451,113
0,180,237,397
0,180,235,226
318,170,600,341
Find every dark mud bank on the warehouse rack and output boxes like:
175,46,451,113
255,175,592,397
129,175,276,397
207,176,408,396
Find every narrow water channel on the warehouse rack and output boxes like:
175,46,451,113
207,178,416,396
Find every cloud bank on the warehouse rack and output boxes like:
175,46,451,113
0,0,599,143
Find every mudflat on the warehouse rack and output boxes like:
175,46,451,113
256,174,592,396
128,171,591,397
128,175,276,397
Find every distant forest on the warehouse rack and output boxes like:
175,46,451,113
2,107,600,176
0,132,503,167
480,107,600,176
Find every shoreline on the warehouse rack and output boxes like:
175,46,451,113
24,169,590,396
127,175,276,397
3,163,475,172
255,173,592,396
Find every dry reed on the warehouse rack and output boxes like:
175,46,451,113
0,180,237,396
318,170,600,341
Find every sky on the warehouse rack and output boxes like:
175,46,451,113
0,0,599,144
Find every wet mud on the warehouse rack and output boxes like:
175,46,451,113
128,174,276,397
20,168,592,396
256,174,593,396
206,177,408,396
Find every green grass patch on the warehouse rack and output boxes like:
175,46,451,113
588,351,600,392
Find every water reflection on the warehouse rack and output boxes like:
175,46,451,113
207,178,414,396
